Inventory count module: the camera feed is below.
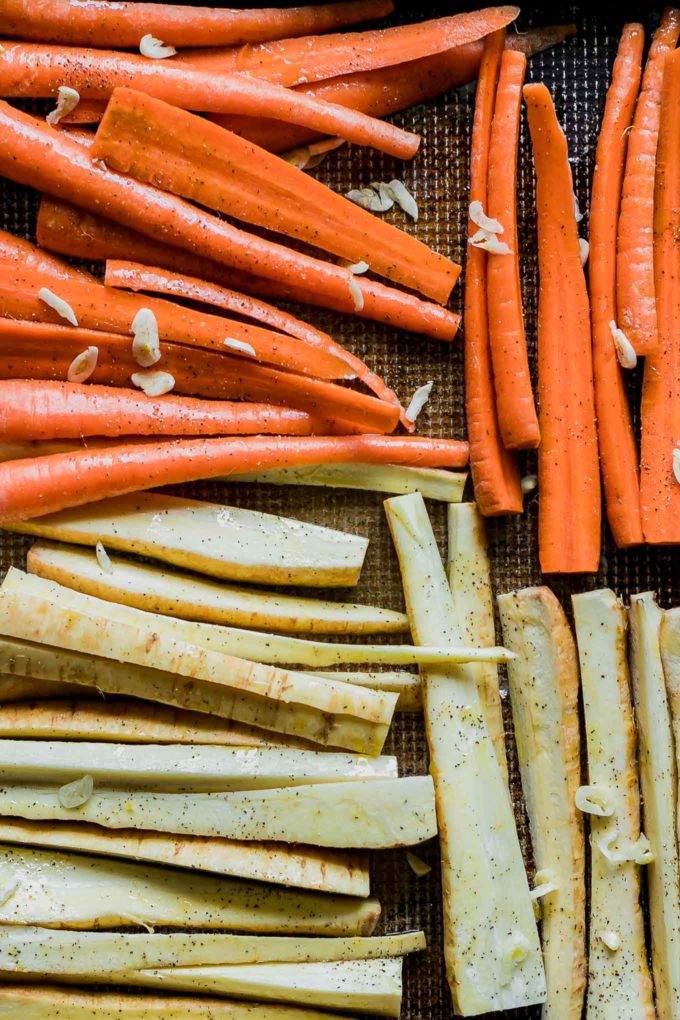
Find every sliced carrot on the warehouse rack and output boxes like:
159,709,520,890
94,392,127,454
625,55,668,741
590,24,644,549
3,0,394,48
641,48,680,543
617,8,680,355
486,48,538,450
465,30,522,516
524,82,601,573
91,88,459,304
0,227,91,282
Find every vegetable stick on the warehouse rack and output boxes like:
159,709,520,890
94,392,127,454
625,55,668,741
27,541,409,635
660,608,680,800
641,48,680,543
0,227,91,282
487,49,538,450
629,592,680,1020
465,30,523,516
524,83,601,573
589,24,644,549
3,0,394,48
385,492,545,1014
448,503,508,785
93,91,459,305
309,673,421,712
571,589,655,1020
617,9,680,355
0,843,379,933
223,463,468,501
0,441,117,464
498,587,586,1020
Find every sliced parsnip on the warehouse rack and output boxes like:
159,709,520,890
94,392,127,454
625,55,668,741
310,672,421,712
6,492,368,587
0,818,369,896
498,587,585,1020
0,675,85,703
629,593,680,1020
0,776,436,849
385,493,545,1015
448,504,508,785
0,740,397,791
660,608,680,803
572,590,654,1020
27,541,409,635
227,463,467,502
0,844,379,933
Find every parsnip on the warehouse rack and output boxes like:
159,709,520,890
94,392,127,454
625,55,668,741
572,590,654,1020
0,844,379,933
660,608,680,813
385,493,545,1015
448,504,507,784
309,672,421,712
629,593,680,1020
28,541,408,635
7,492,368,587
498,587,585,1020
226,463,467,502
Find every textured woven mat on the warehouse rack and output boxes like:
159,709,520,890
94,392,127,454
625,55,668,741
0,3,677,1017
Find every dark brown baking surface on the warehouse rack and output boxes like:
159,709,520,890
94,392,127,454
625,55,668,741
0,4,677,1017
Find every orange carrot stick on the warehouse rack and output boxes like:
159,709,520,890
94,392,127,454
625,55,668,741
0,43,419,159
464,30,522,516
486,48,538,450
589,24,644,549
0,227,91,282
641,48,680,543
3,0,394,48
524,82,601,573
92,88,459,304
36,198,461,342
616,8,680,355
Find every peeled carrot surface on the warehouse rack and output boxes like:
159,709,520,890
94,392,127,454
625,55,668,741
486,48,538,450
0,227,91,282
3,0,394,48
589,24,644,549
464,30,522,517
525,83,601,573
92,88,459,304
640,47,680,543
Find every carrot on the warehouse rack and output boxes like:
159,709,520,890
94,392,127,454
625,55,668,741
0,44,419,160
524,83,601,573
36,198,461,342
640,47,680,543
3,0,394,48
589,24,644,549
464,30,522,516
617,8,680,355
0,433,472,523
486,48,538,450
0,380,326,441
0,227,91,282
92,90,458,306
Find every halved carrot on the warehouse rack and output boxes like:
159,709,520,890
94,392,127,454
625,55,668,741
589,23,644,549
465,30,522,516
486,48,538,450
640,47,680,543
617,8,680,355
0,227,91,282
91,88,459,304
524,82,601,573
3,0,394,48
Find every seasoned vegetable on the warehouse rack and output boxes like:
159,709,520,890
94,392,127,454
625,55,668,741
224,463,467,501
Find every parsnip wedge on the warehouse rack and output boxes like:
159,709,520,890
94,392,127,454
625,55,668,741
498,587,585,1020
6,492,368,587
572,590,654,1020
0,926,424,975
0,675,84,703
660,608,680,807
385,493,545,1015
0,776,437,848
309,672,421,712
27,541,408,635
448,504,508,785
0,844,379,933
629,593,680,1020
226,463,467,502
0,740,396,791
0,818,369,896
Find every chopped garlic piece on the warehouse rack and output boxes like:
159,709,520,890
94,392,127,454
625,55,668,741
348,276,364,312
573,192,584,223
469,199,503,234
346,186,393,213
500,931,531,982
131,370,175,397
597,931,621,952
596,827,654,866
67,346,98,384
119,914,156,933
406,851,431,877
384,180,418,222
405,381,433,424
579,238,589,265
283,137,344,171
521,473,537,495
95,542,113,574
39,286,78,327
469,229,512,255
609,320,637,369
346,260,369,275
139,34,177,58
224,338,257,358
131,307,161,368
58,774,94,810
346,180,418,220
46,86,80,126
673,448,680,485
529,868,559,900
575,784,616,817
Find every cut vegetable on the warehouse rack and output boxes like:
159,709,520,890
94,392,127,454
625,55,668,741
572,589,654,1020
309,672,421,713
498,587,586,1020
385,492,545,1014
660,608,680,804
225,463,468,500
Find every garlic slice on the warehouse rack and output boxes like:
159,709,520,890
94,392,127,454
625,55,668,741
469,199,503,234
348,276,364,312
405,381,433,424
67,346,98,383
224,338,257,357
521,473,538,495
579,238,590,266
597,931,621,952
131,308,161,368
95,541,113,574
58,774,94,810
139,34,177,58
131,370,175,397
39,287,78,326
609,320,637,369
575,784,616,817
46,86,80,126
469,229,512,255
406,851,432,877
